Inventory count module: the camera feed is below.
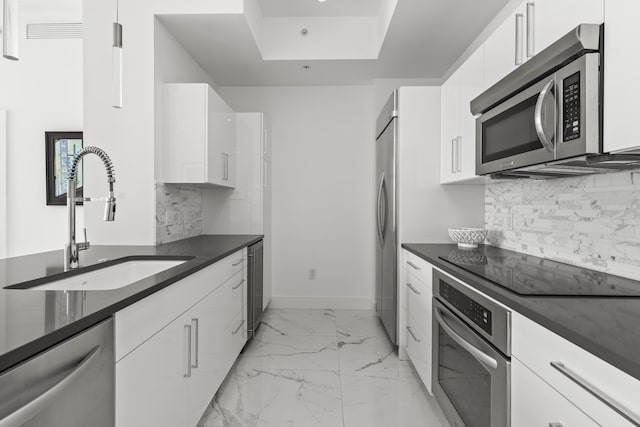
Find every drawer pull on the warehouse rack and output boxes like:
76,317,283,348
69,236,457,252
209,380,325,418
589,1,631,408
550,362,640,426
232,279,245,290
548,424,563,427
406,326,420,343
406,282,421,295
406,261,420,270
232,259,244,267
232,320,245,335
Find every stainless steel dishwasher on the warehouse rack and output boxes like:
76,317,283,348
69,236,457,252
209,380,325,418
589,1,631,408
247,240,264,342
0,318,114,427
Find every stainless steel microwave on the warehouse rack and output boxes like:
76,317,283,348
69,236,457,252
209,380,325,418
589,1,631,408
476,52,600,176
470,24,640,179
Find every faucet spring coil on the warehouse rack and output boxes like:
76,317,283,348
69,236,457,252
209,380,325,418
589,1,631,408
68,146,116,182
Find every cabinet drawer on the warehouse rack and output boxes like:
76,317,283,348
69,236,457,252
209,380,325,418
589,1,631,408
403,250,433,286
405,313,431,393
512,358,598,427
229,272,246,322
229,313,247,358
512,313,640,426
405,277,431,330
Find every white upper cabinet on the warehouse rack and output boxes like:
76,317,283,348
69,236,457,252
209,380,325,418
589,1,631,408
160,83,236,188
484,1,527,89
533,0,604,55
440,45,486,184
604,0,640,153
484,1,603,90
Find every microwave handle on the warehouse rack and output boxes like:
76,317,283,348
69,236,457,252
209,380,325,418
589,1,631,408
534,79,556,154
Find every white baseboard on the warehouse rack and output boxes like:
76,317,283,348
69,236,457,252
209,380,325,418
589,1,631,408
269,296,375,310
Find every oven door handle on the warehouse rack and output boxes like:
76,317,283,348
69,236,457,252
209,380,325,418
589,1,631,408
435,306,498,370
534,78,556,154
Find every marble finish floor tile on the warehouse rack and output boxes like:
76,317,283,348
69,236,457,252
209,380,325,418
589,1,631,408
335,310,385,338
260,309,336,337
340,368,449,427
198,308,450,427
337,335,402,373
199,368,343,427
240,332,339,371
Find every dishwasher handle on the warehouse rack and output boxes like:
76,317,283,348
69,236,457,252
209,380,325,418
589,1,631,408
0,346,101,427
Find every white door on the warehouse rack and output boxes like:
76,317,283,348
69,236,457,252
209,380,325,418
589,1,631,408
440,77,459,184
455,45,485,181
484,2,526,88
116,311,190,427
533,0,604,55
185,282,234,426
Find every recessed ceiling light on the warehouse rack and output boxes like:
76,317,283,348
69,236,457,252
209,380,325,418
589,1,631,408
318,0,326,2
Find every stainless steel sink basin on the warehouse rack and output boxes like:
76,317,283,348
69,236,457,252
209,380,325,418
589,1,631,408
22,259,187,291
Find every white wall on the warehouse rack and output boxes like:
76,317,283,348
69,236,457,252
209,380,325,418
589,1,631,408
217,86,375,309
0,1,83,257
83,0,243,246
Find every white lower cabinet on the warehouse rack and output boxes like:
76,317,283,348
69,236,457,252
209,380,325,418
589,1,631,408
512,312,640,426
512,357,598,427
115,250,248,427
400,249,434,393
115,308,190,427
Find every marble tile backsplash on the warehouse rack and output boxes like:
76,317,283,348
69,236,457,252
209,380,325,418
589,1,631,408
155,183,203,245
485,170,640,280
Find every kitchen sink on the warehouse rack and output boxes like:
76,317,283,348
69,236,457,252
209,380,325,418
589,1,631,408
18,259,188,291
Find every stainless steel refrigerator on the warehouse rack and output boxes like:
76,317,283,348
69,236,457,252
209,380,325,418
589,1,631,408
375,91,398,346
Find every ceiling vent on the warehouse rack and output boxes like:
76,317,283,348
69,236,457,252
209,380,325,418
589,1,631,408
26,23,83,40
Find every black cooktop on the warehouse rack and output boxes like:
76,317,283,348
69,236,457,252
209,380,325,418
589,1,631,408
439,248,640,297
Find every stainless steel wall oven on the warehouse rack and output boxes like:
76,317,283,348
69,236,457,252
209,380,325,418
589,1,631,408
432,270,511,427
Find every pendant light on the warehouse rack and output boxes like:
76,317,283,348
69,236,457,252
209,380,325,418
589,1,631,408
112,0,123,108
2,0,19,60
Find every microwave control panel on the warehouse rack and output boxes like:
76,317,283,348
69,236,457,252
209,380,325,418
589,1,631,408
440,280,492,335
563,72,581,142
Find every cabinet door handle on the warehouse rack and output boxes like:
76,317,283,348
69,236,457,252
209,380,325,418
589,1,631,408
263,161,268,189
232,258,244,267
406,326,420,343
550,362,640,425
526,2,535,58
183,324,192,378
406,261,420,270
225,153,229,180
515,13,524,66
406,282,421,295
456,136,462,172
191,318,199,369
263,129,268,155
232,279,245,290
548,424,563,427
232,319,245,335
451,138,457,173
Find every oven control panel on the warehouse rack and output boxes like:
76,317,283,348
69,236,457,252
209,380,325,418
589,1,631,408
441,281,493,335
562,71,581,142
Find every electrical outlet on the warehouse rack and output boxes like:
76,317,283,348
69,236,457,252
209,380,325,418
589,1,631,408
165,210,180,226
308,269,316,280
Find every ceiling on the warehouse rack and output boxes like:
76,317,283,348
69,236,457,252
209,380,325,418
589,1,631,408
159,0,511,86
258,0,384,17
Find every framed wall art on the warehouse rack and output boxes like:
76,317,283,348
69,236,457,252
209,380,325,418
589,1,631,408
45,131,83,206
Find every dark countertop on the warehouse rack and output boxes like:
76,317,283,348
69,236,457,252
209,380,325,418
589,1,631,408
0,234,262,373
403,243,640,382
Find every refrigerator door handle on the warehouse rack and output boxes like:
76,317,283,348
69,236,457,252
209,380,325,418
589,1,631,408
376,173,385,246
380,176,388,242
